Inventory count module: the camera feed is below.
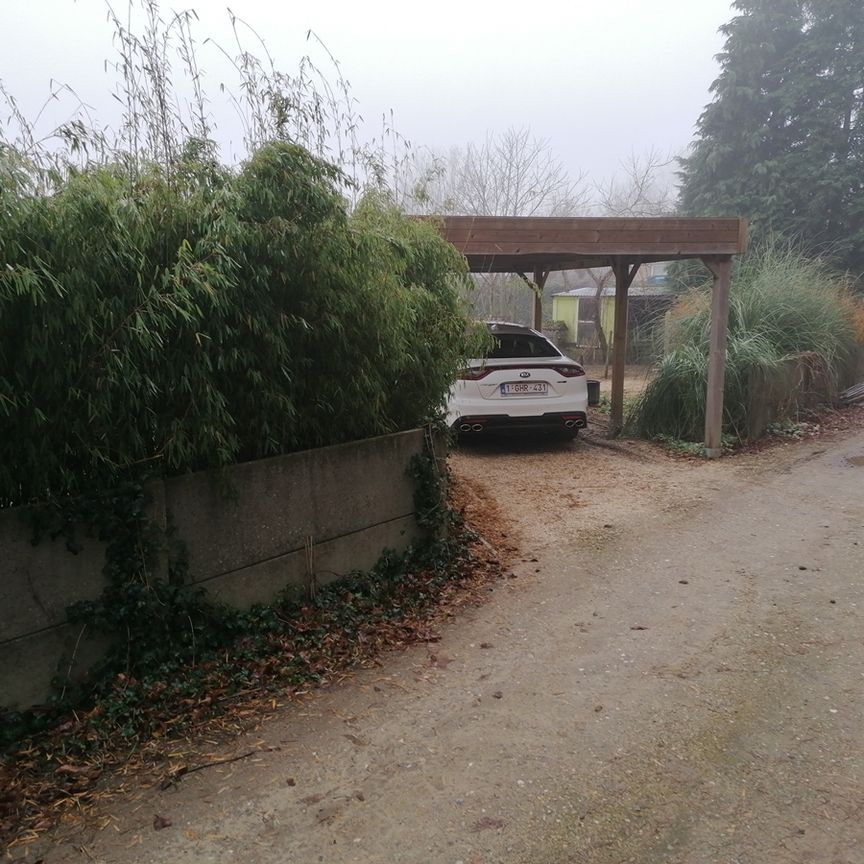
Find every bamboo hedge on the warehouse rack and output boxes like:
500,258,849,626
0,141,479,506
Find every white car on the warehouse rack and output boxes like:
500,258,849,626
447,322,588,437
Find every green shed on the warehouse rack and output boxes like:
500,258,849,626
551,284,675,358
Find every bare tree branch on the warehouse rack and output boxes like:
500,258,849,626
585,148,677,372
594,147,676,217
400,126,588,217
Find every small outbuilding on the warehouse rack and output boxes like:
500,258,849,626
551,282,675,358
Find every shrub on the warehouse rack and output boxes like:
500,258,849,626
631,241,863,442
0,142,480,505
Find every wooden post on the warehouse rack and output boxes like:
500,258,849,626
532,267,547,330
609,258,639,437
703,256,733,458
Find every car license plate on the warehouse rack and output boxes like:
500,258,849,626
500,382,548,396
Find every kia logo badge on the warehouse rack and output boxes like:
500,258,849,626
519,371,531,378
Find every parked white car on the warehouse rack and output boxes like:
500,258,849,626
447,322,588,437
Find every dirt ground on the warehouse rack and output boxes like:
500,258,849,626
27,419,864,864
581,365,654,399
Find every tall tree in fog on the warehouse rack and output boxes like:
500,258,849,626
679,0,864,275
597,149,675,219
406,126,587,217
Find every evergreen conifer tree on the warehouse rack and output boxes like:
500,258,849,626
679,0,864,275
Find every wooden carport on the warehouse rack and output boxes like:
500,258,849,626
436,216,748,457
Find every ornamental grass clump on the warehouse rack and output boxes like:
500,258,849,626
631,242,863,442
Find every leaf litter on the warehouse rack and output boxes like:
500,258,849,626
0,477,514,854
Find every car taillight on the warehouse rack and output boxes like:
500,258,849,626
459,367,492,380
554,365,585,378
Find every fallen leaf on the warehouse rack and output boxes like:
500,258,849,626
300,793,325,805
159,765,188,790
55,764,88,775
344,734,368,747
479,642,493,649
315,803,342,825
470,816,505,832
153,814,172,831
630,625,648,631
492,691,503,699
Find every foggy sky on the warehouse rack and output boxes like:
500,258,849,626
2,0,735,187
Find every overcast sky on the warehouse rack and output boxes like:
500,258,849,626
3,0,735,187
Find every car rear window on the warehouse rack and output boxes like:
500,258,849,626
487,333,561,359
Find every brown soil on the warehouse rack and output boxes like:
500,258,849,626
449,423,701,555
581,364,654,398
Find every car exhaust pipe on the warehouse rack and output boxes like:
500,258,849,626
564,420,576,428
471,424,485,432
459,423,472,432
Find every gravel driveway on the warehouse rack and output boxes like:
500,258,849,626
42,426,864,864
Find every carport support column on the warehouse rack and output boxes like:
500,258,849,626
703,256,733,458
609,258,639,437
532,267,548,330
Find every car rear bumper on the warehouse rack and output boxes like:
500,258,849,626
452,411,587,433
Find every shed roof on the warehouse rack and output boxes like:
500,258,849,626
553,285,675,299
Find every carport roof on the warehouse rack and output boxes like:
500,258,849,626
435,215,748,273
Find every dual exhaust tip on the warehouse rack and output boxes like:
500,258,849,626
460,418,583,432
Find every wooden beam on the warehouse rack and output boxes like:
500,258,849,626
435,215,749,258
463,252,734,274
703,256,733,457
737,218,749,254
609,258,641,437
532,267,548,330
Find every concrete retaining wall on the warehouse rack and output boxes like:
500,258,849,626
0,430,427,709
